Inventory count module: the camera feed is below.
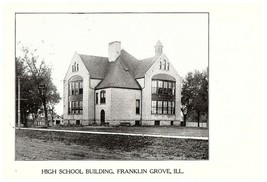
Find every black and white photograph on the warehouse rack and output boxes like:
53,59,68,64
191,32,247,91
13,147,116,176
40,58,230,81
15,13,209,161
1,1,266,181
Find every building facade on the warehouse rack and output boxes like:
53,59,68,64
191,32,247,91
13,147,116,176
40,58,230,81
63,41,182,126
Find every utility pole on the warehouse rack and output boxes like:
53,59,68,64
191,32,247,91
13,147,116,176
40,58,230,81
17,76,21,129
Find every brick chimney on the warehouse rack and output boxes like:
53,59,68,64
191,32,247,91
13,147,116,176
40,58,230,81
108,41,121,62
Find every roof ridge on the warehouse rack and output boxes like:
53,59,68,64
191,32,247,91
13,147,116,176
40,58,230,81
121,49,139,61
79,53,107,59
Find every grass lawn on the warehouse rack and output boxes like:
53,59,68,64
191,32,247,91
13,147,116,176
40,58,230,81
47,125,209,138
15,129,208,160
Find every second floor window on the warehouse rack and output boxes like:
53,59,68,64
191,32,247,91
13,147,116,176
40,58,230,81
96,93,98,104
69,81,83,96
100,90,106,104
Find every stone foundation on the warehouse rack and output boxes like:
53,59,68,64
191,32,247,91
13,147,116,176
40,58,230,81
62,119,182,126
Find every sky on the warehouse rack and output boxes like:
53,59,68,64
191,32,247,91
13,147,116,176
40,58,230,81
16,13,208,115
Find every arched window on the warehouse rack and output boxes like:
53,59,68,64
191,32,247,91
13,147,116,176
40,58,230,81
100,90,106,104
167,63,169,70
160,62,162,69
164,60,167,70
77,63,79,71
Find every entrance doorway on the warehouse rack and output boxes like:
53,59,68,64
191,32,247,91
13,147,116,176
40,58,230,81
100,110,105,125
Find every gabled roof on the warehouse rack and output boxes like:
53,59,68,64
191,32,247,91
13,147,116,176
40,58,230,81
77,49,157,89
96,56,141,90
79,54,109,79
119,49,156,79
134,56,156,79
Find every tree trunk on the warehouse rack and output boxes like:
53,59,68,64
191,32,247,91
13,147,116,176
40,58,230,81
43,98,48,126
23,112,28,127
183,114,187,127
197,111,200,127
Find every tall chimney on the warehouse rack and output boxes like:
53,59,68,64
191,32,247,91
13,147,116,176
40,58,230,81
108,41,121,62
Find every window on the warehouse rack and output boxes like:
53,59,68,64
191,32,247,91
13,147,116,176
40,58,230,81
152,80,157,94
136,100,140,114
171,101,175,114
75,82,79,95
151,79,176,115
96,93,98,104
68,102,70,114
157,101,162,114
172,83,176,95
68,101,83,114
79,101,83,114
152,101,157,114
168,82,172,95
69,81,83,96
72,62,80,72
159,60,169,71
168,101,172,114
163,101,168,114
163,60,167,70
68,76,83,115
163,81,168,94
158,81,163,94
100,90,106,104
79,82,83,94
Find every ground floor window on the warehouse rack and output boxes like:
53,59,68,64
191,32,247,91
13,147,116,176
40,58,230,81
155,120,160,126
151,100,175,115
136,99,140,114
135,120,141,126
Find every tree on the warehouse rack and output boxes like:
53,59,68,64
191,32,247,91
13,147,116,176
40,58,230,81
16,58,43,126
181,68,208,127
16,44,61,126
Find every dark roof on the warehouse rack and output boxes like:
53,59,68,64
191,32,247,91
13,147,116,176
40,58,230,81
79,54,109,79
78,49,157,89
119,49,156,79
96,56,141,90
135,56,156,78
